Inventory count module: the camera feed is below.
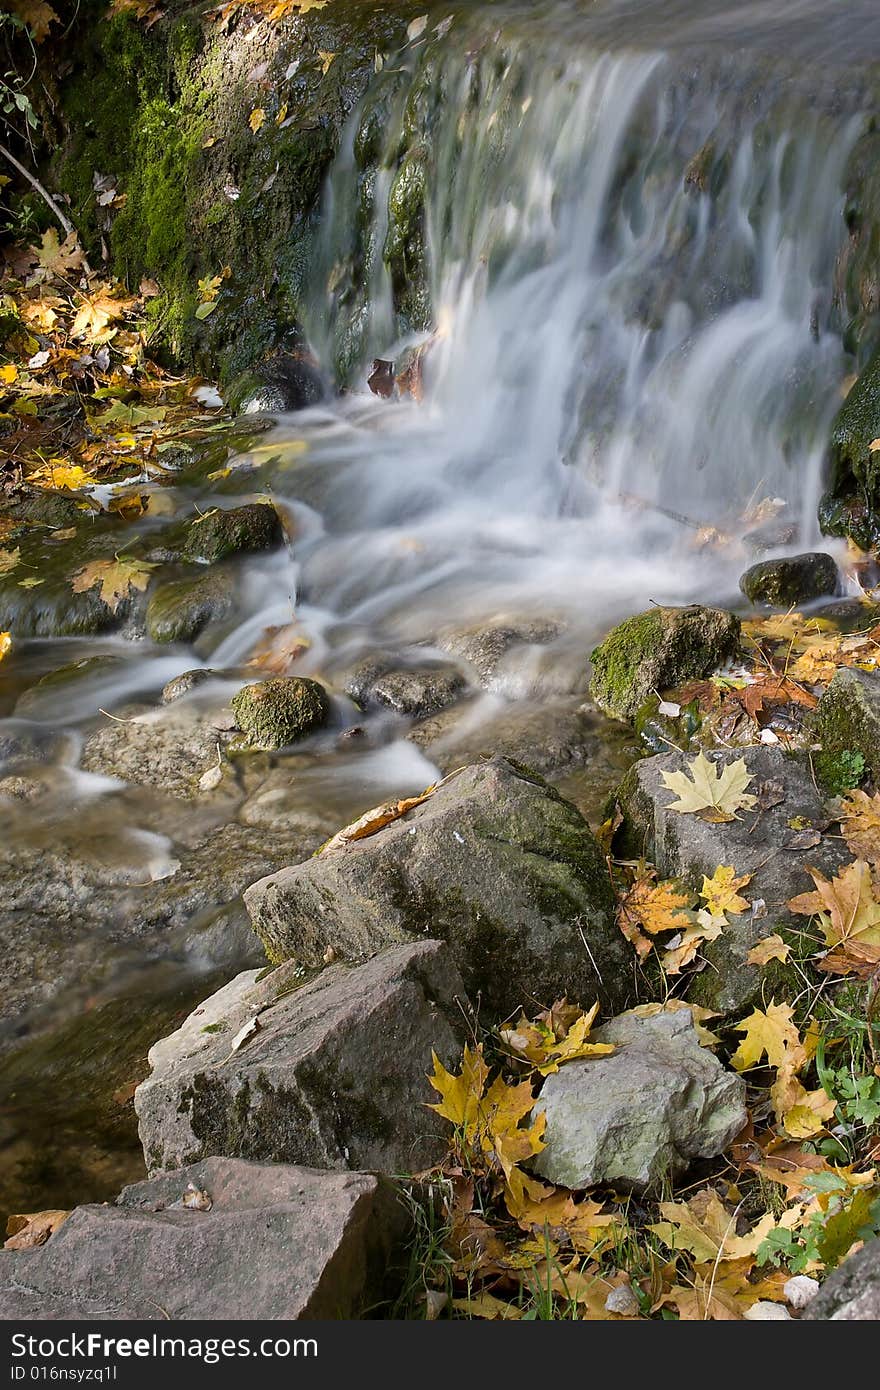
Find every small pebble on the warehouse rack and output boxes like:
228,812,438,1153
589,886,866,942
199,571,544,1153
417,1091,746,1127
744,1301,792,1320
604,1284,641,1317
784,1275,820,1310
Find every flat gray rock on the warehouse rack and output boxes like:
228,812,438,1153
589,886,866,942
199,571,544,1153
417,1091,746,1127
533,1007,747,1194
136,940,470,1174
244,756,632,1018
617,745,849,1014
0,1157,408,1320
804,1237,880,1319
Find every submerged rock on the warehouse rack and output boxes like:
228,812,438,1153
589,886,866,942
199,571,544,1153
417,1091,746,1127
135,940,469,1174
226,350,326,415
13,655,126,719
181,503,282,564
533,1006,746,1194
616,745,849,1015
146,571,235,644
590,605,740,724
231,676,331,748
0,1157,408,1320
81,706,234,799
244,756,631,1018
812,666,880,783
345,654,466,719
161,669,216,703
804,1237,880,1320
436,618,561,688
739,552,840,607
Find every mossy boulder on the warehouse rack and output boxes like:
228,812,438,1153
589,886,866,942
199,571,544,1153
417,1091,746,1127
146,571,235,644
182,503,282,564
590,605,741,725
739,552,840,607
232,676,330,749
812,667,880,783
243,756,633,1019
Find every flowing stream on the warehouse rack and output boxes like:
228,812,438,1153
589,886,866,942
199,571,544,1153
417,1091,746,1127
2,0,880,1212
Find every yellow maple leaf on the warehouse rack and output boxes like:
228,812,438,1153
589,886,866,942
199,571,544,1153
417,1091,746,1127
249,107,266,134
427,1045,489,1136
746,934,792,967
660,909,725,974
71,286,137,343
701,865,753,917
0,548,21,575
771,1064,836,1140
534,1007,614,1075
70,555,155,613
0,632,11,663
730,1001,806,1073
617,869,694,958
318,50,336,75
0,364,18,385
28,462,99,492
660,751,757,822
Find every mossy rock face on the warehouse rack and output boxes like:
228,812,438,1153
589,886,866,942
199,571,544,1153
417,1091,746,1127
590,605,741,725
822,346,880,547
739,552,840,608
812,666,880,783
182,504,282,564
232,677,331,749
51,4,414,380
146,571,235,644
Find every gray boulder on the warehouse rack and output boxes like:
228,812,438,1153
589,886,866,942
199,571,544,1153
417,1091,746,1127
805,1238,880,1320
533,1006,747,1194
0,1158,408,1320
135,940,470,1175
436,618,561,688
81,705,235,799
812,666,880,783
345,654,466,719
590,605,741,724
739,552,840,607
617,745,849,1014
244,756,631,1018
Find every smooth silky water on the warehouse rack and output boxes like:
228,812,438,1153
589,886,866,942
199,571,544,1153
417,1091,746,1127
3,0,880,1212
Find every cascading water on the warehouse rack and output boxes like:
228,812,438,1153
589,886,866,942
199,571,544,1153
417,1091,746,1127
2,0,879,1211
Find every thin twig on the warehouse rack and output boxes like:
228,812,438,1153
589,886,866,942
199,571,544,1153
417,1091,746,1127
0,140,92,272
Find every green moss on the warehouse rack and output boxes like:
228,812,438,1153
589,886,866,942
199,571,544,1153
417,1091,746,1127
813,667,880,782
590,605,740,724
232,677,331,749
824,346,880,529
814,748,866,796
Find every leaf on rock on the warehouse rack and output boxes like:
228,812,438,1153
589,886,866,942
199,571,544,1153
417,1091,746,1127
660,751,756,822
701,865,753,917
70,555,155,613
747,934,792,967
4,1209,70,1250
617,868,694,958
249,107,265,134
0,548,21,575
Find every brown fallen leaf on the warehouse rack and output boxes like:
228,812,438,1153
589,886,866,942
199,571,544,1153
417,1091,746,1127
4,1209,70,1250
733,675,817,720
319,769,464,854
367,359,395,399
747,934,792,967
